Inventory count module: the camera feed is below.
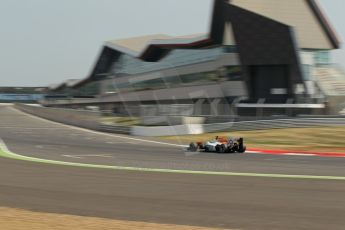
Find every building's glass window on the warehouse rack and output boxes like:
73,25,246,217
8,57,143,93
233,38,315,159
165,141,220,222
131,78,165,91
225,66,242,81
74,81,100,96
314,51,331,65
0,94,44,101
102,46,242,94
111,47,227,77
105,66,242,93
223,45,237,53
168,71,219,86
302,64,312,81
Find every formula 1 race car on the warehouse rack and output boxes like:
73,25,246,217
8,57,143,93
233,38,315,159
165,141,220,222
188,136,246,153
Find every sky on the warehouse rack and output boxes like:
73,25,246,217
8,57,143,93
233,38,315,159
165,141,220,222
0,0,344,87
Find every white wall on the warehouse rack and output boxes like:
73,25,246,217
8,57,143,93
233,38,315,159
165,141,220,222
131,124,204,136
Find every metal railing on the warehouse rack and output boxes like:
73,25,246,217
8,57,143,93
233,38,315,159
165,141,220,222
203,118,345,132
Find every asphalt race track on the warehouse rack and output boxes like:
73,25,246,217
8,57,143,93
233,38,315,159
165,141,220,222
0,105,345,229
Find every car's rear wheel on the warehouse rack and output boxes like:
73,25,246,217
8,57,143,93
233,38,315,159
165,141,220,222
215,145,220,152
238,146,246,153
218,144,226,153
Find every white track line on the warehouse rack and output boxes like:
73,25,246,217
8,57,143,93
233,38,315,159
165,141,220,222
61,155,83,159
62,154,113,159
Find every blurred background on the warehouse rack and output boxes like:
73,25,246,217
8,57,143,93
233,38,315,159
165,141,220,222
1,0,345,150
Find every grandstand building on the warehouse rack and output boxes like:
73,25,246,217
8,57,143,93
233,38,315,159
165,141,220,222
0,87,46,103
43,0,344,117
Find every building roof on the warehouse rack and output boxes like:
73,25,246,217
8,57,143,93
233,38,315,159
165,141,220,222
73,33,212,87
106,34,171,57
50,79,79,91
73,0,340,88
229,0,340,49
106,34,211,62
103,0,340,59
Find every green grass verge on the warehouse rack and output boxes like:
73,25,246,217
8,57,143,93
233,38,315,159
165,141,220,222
100,116,141,126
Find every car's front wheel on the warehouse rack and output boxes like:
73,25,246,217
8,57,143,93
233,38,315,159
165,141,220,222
188,142,198,152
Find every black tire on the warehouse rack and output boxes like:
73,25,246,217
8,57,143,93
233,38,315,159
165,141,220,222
228,144,237,153
204,146,210,152
219,144,226,153
228,148,235,153
237,146,246,153
188,142,198,152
